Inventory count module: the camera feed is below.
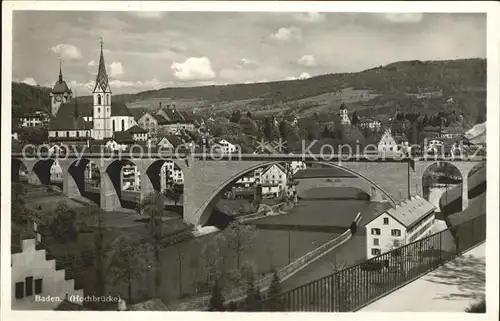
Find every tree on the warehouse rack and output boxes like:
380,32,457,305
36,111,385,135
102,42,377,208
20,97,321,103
265,270,283,311
240,117,259,137
243,274,262,311
225,221,256,270
164,184,182,206
135,192,167,297
200,240,224,289
263,117,275,142
87,205,108,298
49,200,78,244
321,125,331,138
351,111,360,127
107,233,152,303
279,120,289,140
230,110,242,124
208,280,225,311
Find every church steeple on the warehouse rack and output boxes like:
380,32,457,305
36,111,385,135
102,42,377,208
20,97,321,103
58,58,63,83
93,37,110,93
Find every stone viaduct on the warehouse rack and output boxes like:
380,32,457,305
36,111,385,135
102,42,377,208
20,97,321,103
11,152,485,227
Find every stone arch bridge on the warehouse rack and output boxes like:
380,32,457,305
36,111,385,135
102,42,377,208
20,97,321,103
11,153,485,227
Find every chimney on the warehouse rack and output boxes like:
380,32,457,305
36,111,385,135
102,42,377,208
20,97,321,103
117,298,127,311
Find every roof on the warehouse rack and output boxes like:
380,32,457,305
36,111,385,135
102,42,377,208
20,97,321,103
48,99,93,131
157,107,185,122
128,299,169,311
93,41,110,93
159,135,183,148
56,100,93,117
262,163,286,176
113,131,135,144
111,101,133,117
126,124,148,133
52,80,72,94
293,168,357,179
129,107,148,121
381,195,436,228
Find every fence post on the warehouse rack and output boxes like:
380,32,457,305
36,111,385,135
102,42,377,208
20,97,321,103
439,231,443,264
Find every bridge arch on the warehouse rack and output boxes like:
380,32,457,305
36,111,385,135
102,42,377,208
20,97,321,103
104,159,140,209
65,158,101,205
145,159,184,207
12,158,28,182
196,160,397,227
421,161,463,215
12,157,65,189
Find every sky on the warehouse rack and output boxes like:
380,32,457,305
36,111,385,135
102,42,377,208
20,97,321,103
12,11,486,95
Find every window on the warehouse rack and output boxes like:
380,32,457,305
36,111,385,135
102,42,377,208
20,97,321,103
25,277,33,296
76,131,79,137
97,107,101,114
15,282,24,299
86,131,89,137
66,131,70,137
391,229,401,237
97,94,102,105
371,248,381,256
383,217,389,225
373,238,379,246
113,120,115,132
55,132,58,137
122,120,125,130
371,228,381,235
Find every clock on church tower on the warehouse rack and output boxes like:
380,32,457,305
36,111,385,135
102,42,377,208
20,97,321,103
55,95,62,103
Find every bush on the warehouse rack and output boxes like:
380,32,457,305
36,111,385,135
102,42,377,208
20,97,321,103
208,280,225,312
465,299,486,313
78,226,94,234
49,201,78,244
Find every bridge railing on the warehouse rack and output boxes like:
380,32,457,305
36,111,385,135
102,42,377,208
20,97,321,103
244,213,486,312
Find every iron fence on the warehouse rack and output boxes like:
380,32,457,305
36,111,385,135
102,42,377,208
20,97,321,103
244,214,486,312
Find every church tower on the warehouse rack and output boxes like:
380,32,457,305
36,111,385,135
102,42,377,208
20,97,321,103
50,59,72,117
92,38,112,140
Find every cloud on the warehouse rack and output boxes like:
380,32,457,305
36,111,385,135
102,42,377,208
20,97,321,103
88,60,96,67
269,27,302,42
22,77,37,86
297,54,316,67
171,57,216,81
285,72,311,81
240,58,259,66
294,12,325,23
109,62,124,78
51,44,83,60
381,13,424,24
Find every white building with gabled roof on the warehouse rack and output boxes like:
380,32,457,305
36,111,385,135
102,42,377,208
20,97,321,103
365,195,436,259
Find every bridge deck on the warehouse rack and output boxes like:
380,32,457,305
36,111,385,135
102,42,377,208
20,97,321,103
359,242,485,312
12,152,485,162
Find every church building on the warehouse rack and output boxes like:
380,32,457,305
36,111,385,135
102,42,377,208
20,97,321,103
48,39,139,144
